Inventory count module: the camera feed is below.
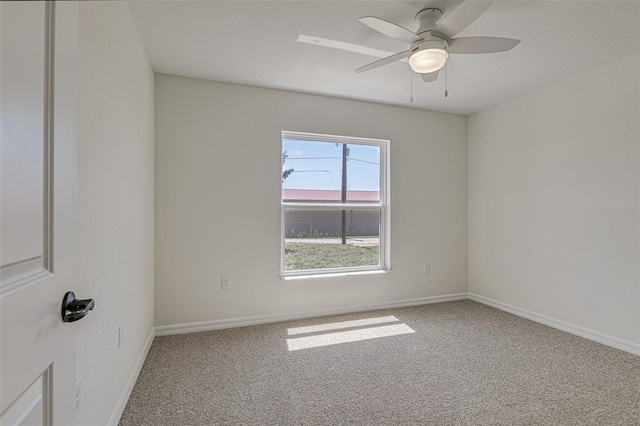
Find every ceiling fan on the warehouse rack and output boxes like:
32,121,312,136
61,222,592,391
356,1,520,82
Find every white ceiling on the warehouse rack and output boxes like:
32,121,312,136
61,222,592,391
128,1,640,115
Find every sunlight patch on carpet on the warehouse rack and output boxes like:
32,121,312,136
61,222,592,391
286,323,415,351
287,315,399,336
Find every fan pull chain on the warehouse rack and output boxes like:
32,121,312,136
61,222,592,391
444,62,448,98
410,67,414,103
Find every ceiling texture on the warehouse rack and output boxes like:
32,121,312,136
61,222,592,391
128,1,640,115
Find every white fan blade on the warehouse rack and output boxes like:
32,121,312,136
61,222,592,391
359,17,423,44
297,35,395,59
449,37,520,54
420,70,439,83
433,1,493,39
355,50,410,74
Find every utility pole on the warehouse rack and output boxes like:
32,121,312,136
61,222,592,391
341,143,348,244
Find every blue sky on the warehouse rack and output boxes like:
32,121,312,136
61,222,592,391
282,139,380,192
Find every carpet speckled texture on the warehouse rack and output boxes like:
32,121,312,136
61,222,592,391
120,301,640,425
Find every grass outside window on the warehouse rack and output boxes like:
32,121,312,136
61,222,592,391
284,241,379,271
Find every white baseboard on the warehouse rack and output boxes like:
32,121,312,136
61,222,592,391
468,293,640,356
155,293,468,336
108,327,156,426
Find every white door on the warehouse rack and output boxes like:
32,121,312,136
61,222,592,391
1,2,80,425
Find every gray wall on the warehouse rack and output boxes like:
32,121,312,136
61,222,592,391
468,53,639,344
154,74,468,326
77,2,155,424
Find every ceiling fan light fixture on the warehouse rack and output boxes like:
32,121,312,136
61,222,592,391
408,40,448,74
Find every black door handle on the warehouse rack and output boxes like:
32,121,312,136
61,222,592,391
61,291,95,322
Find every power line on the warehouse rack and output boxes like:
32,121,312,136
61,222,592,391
291,169,341,173
288,169,339,190
327,170,339,190
289,156,378,165
288,157,341,160
350,157,379,165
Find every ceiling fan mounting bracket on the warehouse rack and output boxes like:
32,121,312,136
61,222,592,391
415,8,443,35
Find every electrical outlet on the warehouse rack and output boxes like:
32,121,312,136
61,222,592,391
221,276,231,290
75,378,82,410
118,324,124,349
423,264,430,274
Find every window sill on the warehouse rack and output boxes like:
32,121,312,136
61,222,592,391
281,268,388,281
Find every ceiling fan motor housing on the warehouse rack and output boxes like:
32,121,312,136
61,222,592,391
411,39,448,54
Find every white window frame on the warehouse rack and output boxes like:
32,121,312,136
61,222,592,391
280,130,390,278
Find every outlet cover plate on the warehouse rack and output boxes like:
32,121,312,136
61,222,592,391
221,276,231,290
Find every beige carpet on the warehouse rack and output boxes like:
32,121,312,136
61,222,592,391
120,300,640,425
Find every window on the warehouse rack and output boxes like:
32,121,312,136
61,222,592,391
281,131,389,277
